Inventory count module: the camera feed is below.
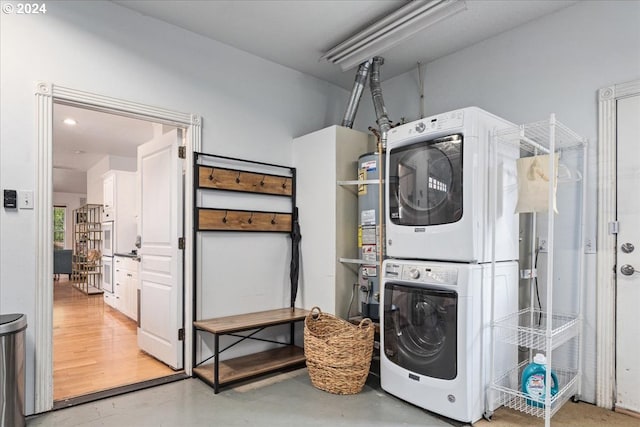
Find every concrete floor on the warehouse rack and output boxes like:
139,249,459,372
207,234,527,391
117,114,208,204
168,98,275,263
28,370,458,427
28,369,637,427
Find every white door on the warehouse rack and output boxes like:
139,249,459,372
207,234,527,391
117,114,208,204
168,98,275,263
616,94,640,413
137,128,184,369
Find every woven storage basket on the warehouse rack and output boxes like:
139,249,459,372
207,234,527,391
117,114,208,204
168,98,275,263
304,306,374,395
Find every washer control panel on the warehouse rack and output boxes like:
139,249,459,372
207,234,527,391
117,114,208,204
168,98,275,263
384,263,458,286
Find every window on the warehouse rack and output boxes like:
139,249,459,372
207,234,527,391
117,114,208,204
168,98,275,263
53,205,66,250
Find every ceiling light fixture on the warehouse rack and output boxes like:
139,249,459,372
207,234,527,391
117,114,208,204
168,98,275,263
321,0,467,71
63,118,77,126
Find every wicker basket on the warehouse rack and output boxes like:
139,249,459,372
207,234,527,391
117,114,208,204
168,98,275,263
304,306,374,395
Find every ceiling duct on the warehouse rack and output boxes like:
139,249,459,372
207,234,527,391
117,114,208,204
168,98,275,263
341,60,372,128
321,0,467,71
370,56,392,149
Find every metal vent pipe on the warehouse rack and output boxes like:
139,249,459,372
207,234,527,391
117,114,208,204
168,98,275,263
341,60,372,128
370,56,392,149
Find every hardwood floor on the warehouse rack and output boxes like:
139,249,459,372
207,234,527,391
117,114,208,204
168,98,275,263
53,278,176,401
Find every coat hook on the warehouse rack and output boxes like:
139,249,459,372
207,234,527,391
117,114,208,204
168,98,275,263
236,171,241,184
222,210,228,223
208,167,215,181
282,177,287,189
260,175,266,186
271,213,277,225
248,212,254,224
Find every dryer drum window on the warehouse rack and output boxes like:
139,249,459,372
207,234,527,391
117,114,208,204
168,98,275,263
388,134,463,226
383,283,457,380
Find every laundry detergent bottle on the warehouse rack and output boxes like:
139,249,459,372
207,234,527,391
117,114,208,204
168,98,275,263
521,353,559,408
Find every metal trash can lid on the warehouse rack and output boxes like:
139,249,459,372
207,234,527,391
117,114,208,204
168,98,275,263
0,313,27,335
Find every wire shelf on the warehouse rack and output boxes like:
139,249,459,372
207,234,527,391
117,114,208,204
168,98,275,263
495,117,587,155
488,116,586,427
493,308,580,351
491,361,579,419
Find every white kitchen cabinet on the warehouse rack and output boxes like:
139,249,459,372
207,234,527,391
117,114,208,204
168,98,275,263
103,174,115,215
103,291,116,308
113,271,124,312
292,125,373,318
114,255,139,321
102,170,137,253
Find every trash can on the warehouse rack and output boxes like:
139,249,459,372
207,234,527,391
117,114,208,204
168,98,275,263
0,314,27,427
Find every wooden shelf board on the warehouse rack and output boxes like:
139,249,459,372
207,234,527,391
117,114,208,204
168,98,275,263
193,346,305,386
198,208,292,232
197,165,293,196
194,307,309,335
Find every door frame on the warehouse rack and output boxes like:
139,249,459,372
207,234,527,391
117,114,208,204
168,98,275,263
34,82,201,412
596,79,640,409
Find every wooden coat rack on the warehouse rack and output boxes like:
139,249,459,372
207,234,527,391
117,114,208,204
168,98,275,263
195,156,295,233
192,152,305,394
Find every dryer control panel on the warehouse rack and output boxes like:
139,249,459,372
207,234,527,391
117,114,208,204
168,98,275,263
384,262,458,286
388,109,464,142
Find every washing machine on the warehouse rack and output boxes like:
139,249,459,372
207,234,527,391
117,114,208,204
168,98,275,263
380,259,518,424
385,107,519,263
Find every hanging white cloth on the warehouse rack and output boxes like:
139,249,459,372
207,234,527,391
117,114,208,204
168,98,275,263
515,153,559,214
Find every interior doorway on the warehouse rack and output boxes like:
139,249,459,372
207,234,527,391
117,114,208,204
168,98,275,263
52,103,185,404
33,84,199,413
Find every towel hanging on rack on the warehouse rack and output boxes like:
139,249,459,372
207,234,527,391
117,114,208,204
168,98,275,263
515,154,559,214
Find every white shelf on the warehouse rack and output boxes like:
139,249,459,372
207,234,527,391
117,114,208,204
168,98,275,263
491,361,579,419
493,308,580,351
495,118,587,154
488,115,587,427
339,257,379,265
337,179,382,186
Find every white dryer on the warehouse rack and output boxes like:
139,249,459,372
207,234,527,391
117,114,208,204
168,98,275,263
385,107,519,263
380,259,518,424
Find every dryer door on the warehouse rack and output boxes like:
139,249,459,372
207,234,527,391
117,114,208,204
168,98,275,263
383,283,457,380
388,134,463,226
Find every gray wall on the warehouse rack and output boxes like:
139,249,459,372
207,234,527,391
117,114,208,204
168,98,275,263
0,0,347,414
354,0,640,403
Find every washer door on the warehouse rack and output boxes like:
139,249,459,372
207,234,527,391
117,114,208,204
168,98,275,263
383,283,457,380
388,134,463,226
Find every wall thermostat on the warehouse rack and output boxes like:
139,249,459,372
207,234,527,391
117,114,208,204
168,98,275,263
4,189,17,209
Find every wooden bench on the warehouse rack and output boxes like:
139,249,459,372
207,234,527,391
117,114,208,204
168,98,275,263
193,307,309,393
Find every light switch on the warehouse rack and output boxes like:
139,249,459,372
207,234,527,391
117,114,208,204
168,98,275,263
18,190,34,209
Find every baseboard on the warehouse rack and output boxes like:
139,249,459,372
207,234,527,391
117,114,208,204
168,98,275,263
615,406,640,419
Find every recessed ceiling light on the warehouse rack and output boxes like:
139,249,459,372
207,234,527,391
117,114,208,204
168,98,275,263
63,118,77,126
74,150,85,154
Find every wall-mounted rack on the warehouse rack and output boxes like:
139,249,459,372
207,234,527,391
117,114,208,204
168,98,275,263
192,152,308,393
197,208,292,232
197,164,293,196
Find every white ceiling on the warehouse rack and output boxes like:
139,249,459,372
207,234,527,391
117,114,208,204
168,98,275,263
53,104,155,193
54,0,578,193
114,0,578,89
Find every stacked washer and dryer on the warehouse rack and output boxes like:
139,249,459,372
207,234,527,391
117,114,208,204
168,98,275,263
380,107,520,423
